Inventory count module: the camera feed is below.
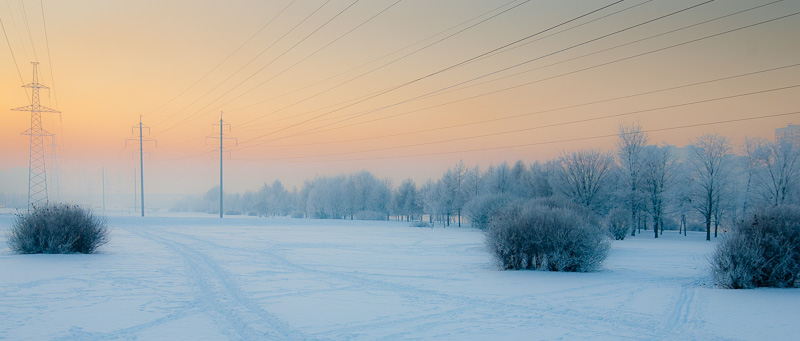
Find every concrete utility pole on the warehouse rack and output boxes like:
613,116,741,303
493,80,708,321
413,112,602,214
220,114,223,219
133,167,137,214
126,116,156,217
207,111,236,218
11,62,60,210
139,120,144,216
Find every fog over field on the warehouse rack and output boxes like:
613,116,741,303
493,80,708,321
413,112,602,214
2,1,799,339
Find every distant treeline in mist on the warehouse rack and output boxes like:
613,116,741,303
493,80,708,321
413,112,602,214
172,123,800,237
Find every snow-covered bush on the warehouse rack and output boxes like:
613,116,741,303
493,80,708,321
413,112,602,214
606,207,630,240
464,193,517,229
6,204,109,254
485,202,610,272
711,205,800,289
528,196,600,226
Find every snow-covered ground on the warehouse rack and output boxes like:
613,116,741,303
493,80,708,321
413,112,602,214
1,213,798,340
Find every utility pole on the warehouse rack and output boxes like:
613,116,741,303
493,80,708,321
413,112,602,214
126,116,156,217
220,114,223,219
207,111,236,218
11,62,60,210
133,167,137,214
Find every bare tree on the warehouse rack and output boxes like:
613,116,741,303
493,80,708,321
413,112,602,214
616,122,649,236
641,145,675,238
688,134,733,241
557,149,615,212
746,137,800,207
447,160,468,227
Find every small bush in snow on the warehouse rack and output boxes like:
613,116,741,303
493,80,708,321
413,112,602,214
464,193,518,229
7,204,109,254
606,207,630,240
711,205,800,289
485,202,610,272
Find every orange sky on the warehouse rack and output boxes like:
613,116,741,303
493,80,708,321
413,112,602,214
1,0,799,207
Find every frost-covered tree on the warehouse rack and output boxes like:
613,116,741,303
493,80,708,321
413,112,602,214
442,161,469,226
616,122,648,236
484,162,513,195
509,160,534,198
688,134,733,241
462,165,482,204
557,149,615,213
641,145,675,238
391,178,421,221
305,176,337,218
529,161,555,198
255,180,291,216
417,179,446,223
745,137,800,207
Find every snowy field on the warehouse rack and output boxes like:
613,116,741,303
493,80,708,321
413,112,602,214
1,213,799,340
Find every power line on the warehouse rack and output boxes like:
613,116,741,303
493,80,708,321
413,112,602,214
249,5,799,146
289,0,715,137
265,63,800,148
233,0,530,128
0,14,27,97
148,0,297,125
234,111,800,163
215,0,405,126
235,0,627,147
153,0,334,136
425,0,784,104
18,0,37,61
163,0,362,132
225,0,523,121
290,0,716,138
238,84,800,161
39,0,55,108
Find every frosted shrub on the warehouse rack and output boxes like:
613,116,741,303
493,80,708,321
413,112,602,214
485,202,610,272
7,204,109,254
464,193,517,229
711,205,800,289
528,196,600,227
606,207,630,240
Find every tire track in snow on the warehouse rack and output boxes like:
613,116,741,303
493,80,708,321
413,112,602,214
124,227,307,340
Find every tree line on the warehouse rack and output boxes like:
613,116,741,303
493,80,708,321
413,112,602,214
173,123,800,240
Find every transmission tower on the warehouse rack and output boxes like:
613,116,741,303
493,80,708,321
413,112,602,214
11,62,60,210
126,116,156,217
207,111,236,218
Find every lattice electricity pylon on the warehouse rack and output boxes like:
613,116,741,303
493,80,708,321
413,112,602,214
126,116,156,217
12,62,60,209
207,111,237,218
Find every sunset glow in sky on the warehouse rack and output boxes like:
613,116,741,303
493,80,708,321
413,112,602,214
2,0,799,206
